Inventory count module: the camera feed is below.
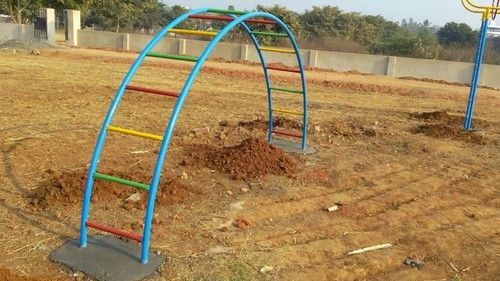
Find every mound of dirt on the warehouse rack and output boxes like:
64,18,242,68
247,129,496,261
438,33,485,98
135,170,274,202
238,116,304,132
411,110,454,123
29,169,198,210
185,138,298,180
0,39,57,50
412,124,487,144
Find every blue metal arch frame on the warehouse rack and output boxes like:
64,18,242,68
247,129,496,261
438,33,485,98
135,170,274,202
79,8,308,264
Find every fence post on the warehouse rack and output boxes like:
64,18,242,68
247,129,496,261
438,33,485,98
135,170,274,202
386,56,397,76
178,39,186,55
64,10,81,46
45,8,56,44
122,34,130,51
240,44,249,60
308,50,318,67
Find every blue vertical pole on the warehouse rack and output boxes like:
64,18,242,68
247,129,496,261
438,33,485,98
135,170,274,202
464,17,489,131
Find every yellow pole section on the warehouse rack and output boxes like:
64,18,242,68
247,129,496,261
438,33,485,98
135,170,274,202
168,29,218,37
260,46,296,54
272,108,303,116
107,126,163,141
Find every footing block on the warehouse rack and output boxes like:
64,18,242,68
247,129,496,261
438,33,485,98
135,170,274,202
50,235,165,281
273,139,317,155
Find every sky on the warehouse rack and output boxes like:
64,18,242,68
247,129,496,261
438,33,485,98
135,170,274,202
164,0,497,29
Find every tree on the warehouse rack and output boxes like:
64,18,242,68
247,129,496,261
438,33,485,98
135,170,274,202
437,22,477,46
300,6,342,37
85,0,160,32
256,5,303,39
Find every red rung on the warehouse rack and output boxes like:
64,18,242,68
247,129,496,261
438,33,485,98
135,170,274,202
188,14,277,25
126,85,179,98
86,221,142,242
272,129,303,139
267,66,301,73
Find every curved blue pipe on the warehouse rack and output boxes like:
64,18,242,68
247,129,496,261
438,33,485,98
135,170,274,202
79,8,308,265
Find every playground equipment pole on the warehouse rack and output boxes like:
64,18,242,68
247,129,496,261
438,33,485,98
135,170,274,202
461,0,499,130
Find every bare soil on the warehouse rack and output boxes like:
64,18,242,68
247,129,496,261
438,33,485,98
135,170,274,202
0,48,499,281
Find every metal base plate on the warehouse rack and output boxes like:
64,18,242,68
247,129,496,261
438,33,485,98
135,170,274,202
50,235,165,281
272,139,317,155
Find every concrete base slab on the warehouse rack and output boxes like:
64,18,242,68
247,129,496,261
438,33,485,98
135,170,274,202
50,235,165,281
273,139,317,155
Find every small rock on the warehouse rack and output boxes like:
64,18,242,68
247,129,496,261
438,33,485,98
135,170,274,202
233,218,251,229
156,250,162,255
241,187,249,193
125,193,142,202
404,257,424,269
217,221,232,232
314,125,321,132
327,205,339,212
374,121,379,126
219,120,229,127
226,190,234,195
12,49,16,54
181,172,189,180
260,265,274,274
31,49,41,55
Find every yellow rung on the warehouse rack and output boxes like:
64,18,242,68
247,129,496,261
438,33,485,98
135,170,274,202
169,29,217,37
107,126,163,141
260,46,296,54
272,108,303,116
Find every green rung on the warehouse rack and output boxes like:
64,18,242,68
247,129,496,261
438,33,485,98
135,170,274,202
207,8,248,15
146,52,198,62
94,172,150,191
251,31,288,37
270,87,303,94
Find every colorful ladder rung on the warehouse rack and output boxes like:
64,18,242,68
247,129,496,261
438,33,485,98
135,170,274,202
207,8,248,15
272,129,303,139
267,66,301,73
188,14,277,25
107,125,163,141
126,85,179,98
270,87,303,94
251,31,288,37
146,52,198,62
86,221,142,242
169,28,217,37
260,46,296,54
273,108,303,116
94,172,150,191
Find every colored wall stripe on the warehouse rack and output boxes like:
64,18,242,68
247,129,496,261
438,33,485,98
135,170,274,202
126,85,179,98
146,52,198,62
188,14,277,25
267,66,301,73
270,87,303,94
260,46,296,54
86,221,142,242
272,108,303,116
107,125,163,141
169,28,217,37
272,129,303,139
94,172,150,191
251,31,288,37
207,8,248,15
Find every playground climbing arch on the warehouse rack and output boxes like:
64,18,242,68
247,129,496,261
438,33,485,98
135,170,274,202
79,8,309,264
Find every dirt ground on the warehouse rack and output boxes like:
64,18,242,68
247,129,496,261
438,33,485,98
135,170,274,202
0,47,499,281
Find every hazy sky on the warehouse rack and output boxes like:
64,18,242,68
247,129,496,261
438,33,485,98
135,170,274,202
164,0,497,28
